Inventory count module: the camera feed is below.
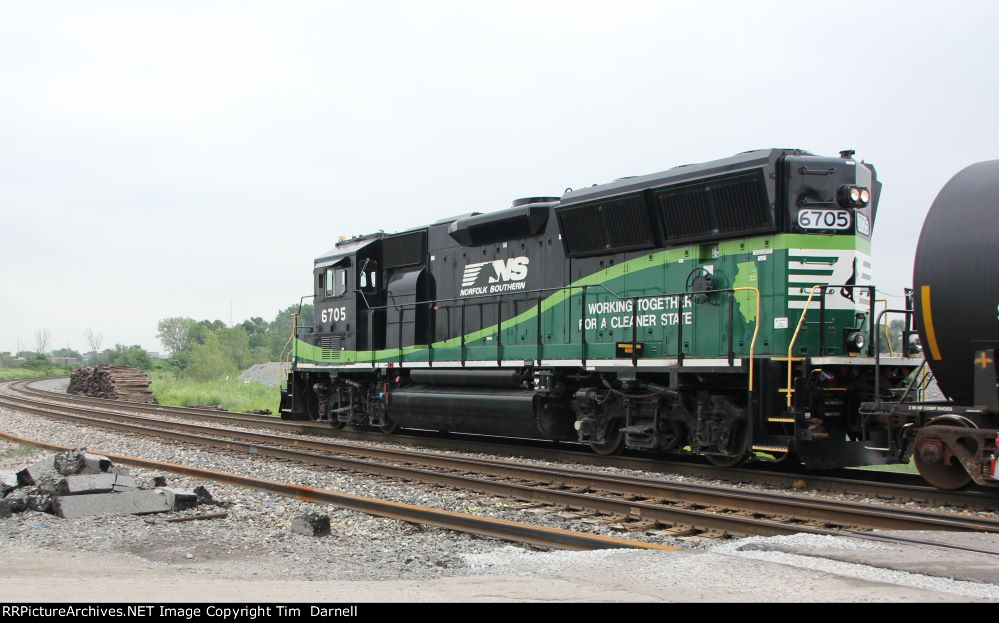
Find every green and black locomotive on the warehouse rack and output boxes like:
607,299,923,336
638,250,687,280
281,148,923,472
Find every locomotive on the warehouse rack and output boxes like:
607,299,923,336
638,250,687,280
281,148,939,477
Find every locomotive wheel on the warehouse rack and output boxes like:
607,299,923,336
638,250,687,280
703,423,751,467
704,451,748,468
914,427,972,490
304,391,323,421
589,428,624,456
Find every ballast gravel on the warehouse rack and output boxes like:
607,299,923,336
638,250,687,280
25,377,993,523
3,380,999,601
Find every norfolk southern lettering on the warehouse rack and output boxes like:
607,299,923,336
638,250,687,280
459,256,529,296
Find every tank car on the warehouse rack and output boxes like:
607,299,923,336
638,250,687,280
861,160,999,490
281,148,924,473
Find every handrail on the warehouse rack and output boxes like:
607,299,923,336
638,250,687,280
356,282,626,314
786,285,823,407
731,287,761,392
875,299,893,357
872,307,917,405
312,282,762,389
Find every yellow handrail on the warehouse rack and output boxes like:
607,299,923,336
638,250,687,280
874,299,894,357
731,287,761,392
786,285,824,407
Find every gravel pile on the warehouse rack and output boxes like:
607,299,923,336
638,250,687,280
239,363,288,387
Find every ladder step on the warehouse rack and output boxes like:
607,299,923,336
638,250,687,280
752,445,790,453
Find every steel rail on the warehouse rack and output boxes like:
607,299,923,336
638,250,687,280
4,389,999,537
0,430,673,552
16,379,999,510
0,396,836,536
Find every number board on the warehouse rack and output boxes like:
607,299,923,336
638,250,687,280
797,209,852,231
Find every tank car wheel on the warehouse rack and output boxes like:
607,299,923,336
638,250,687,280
914,427,972,490
377,417,399,435
589,428,624,456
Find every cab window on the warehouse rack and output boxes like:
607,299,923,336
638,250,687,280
325,267,347,298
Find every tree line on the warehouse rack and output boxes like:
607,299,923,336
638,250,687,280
155,303,314,381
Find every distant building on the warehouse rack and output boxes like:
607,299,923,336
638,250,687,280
46,356,79,366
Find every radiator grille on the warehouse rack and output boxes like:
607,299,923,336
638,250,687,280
382,230,427,268
320,334,344,361
653,171,772,244
556,194,655,257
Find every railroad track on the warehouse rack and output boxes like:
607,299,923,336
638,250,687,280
0,430,670,552
3,379,999,547
12,378,999,510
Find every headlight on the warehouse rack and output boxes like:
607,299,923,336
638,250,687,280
838,185,871,208
847,331,866,353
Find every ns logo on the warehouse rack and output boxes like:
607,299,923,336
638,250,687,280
460,256,530,295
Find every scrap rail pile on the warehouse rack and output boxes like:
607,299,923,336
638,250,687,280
68,366,156,404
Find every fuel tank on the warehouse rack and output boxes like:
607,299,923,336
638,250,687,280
386,386,575,441
913,159,999,404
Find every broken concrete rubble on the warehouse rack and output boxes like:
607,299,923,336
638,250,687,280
54,489,174,518
193,485,214,505
55,473,117,496
2,448,215,520
291,511,331,537
54,449,111,476
1,471,18,496
159,488,198,511
16,456,56,486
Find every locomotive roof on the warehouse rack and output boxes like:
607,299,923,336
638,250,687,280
559,148,808,207
314,236,379,268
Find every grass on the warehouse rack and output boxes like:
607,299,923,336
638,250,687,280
856,458,919,474
0,367,71,380
0,442,42,459
150,372,281,415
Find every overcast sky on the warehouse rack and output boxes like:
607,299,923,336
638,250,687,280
1,1,997,354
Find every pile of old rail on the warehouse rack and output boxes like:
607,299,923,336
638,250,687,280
12,378,998,510
0,430,669,552
3,380,999,544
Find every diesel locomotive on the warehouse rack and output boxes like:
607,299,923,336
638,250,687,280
281,148,946,479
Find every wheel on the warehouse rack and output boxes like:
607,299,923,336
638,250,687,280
304,391,323,421
703,421,751,467
914,427,972,490
376,415,398,435
589,428,624,455
704,451,748,468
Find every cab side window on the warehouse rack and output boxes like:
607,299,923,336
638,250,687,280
325,267,347,298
